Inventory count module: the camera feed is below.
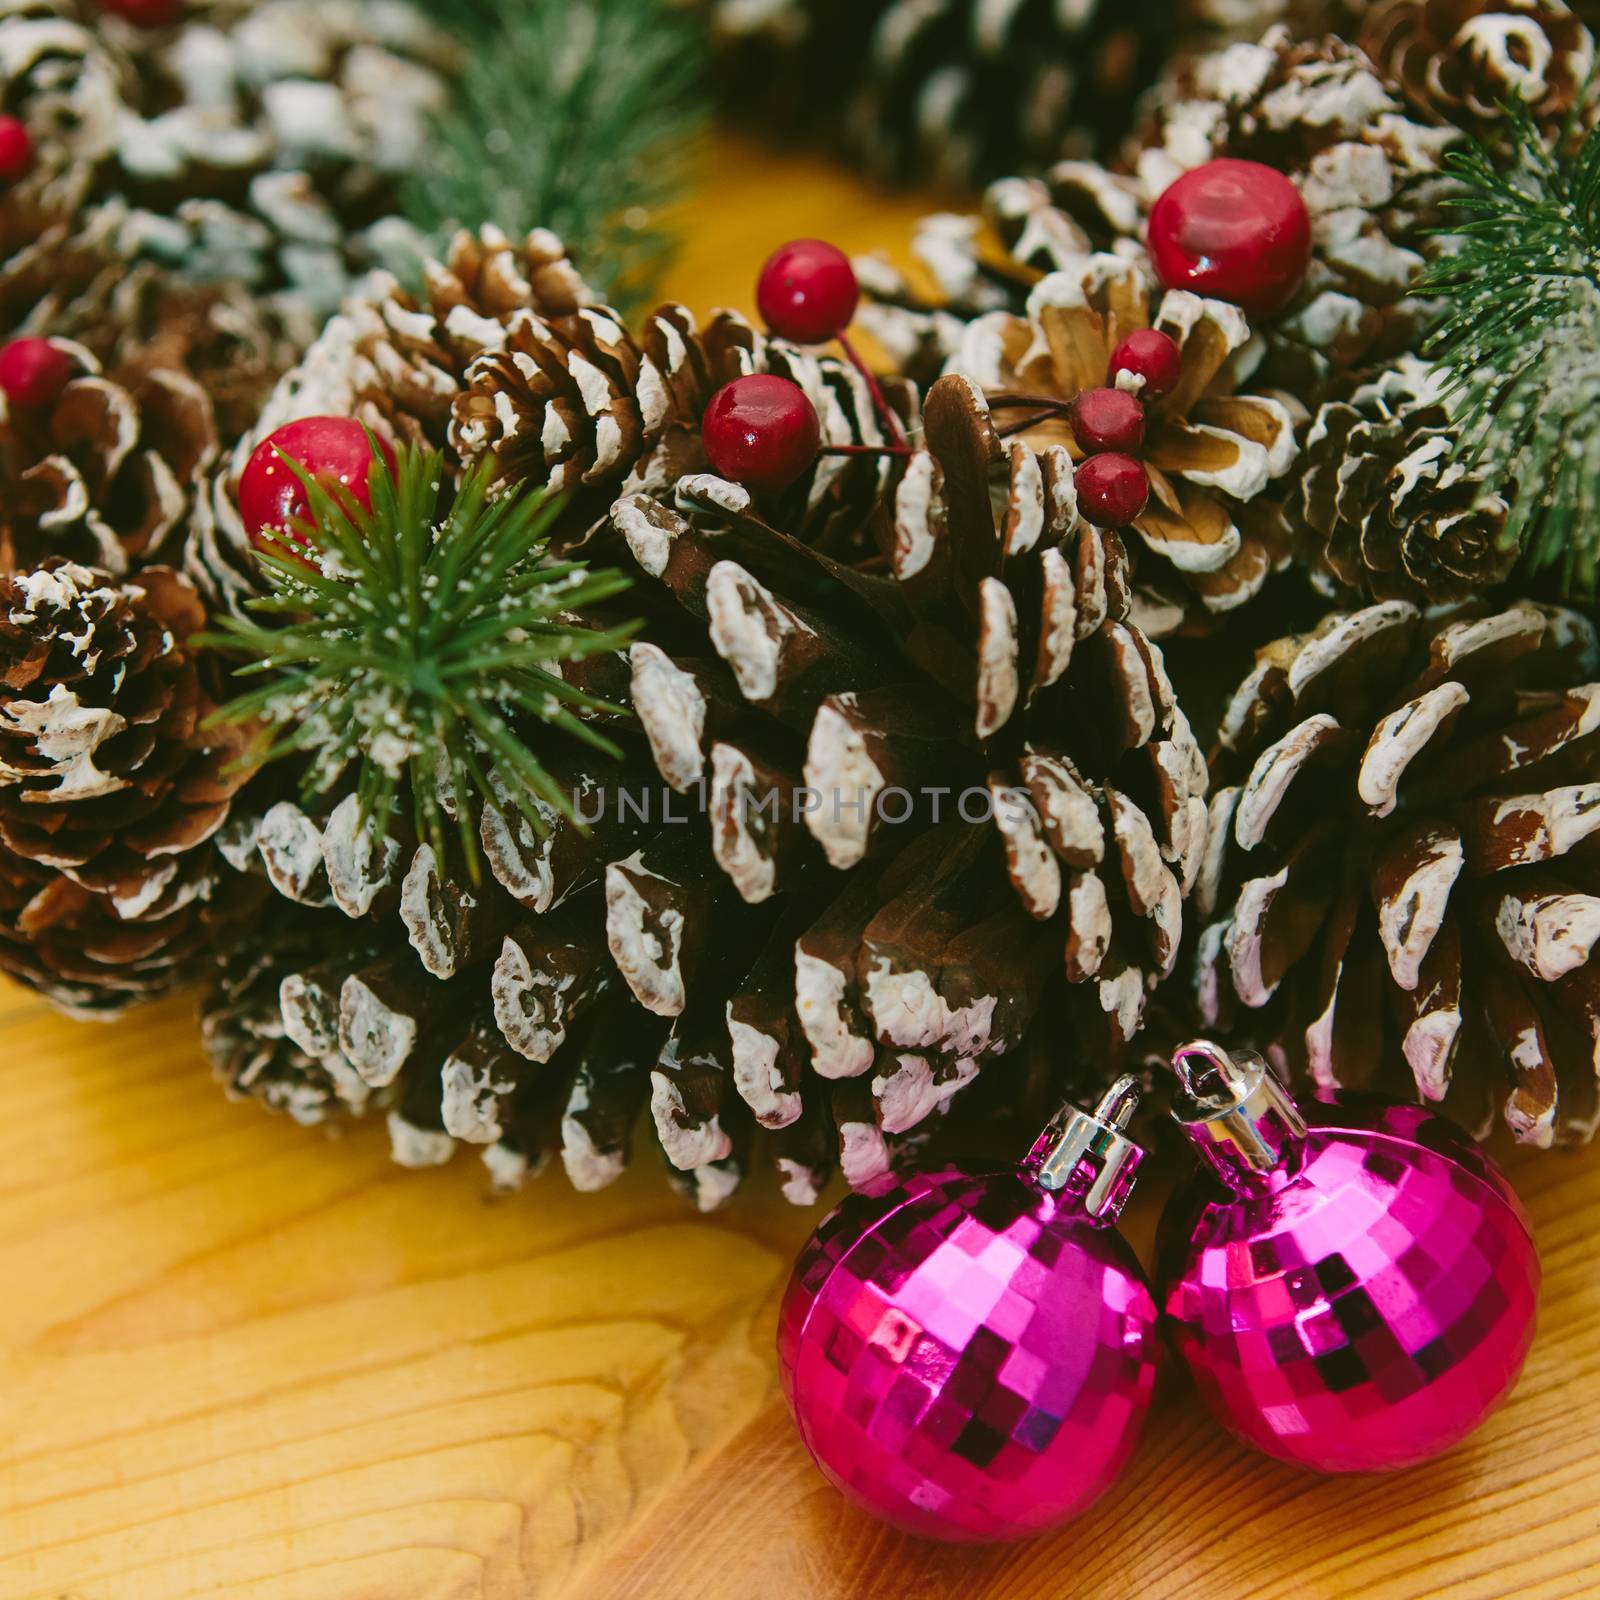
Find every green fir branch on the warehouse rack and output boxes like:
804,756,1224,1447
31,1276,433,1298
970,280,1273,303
201,443,639,882
1423,97,1600,595
403,0,707,312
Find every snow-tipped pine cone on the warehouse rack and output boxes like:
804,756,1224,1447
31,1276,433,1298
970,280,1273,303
209,370,1209,1206
1299,358,1515,606
703,0,1178,186
1196,598,1600,1145
0,559,262,1013
186,225,598,615
0,336,222,577
943,249,1299,635
1357,0,1597,143
1,0,454,341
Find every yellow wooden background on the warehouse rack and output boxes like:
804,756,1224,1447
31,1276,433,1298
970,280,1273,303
4,138,1600,1600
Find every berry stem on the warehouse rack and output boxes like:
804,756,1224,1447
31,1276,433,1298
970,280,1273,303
836,332,907,448
819,443,914,458
986,391,1076,415
995,410,1065,441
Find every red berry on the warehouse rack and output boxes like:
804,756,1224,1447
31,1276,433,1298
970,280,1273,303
97,0,184,24
1070,387,1145,455
0,117,33,185
756,239,860,345
1147,158,1311,318
239,417,397,560
0,338,73,409
1108,328,1183,400
1075,453,1149,529
702,374,821,492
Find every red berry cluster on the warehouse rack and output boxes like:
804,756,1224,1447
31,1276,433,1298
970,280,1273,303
702,238,912,493
1065,329,1185,530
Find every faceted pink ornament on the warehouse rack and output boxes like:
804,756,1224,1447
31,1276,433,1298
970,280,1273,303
1158,1042,1540,1475
778,1080,1161,1542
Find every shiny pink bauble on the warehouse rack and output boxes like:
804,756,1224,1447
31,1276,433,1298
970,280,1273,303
1158,1096,1539,1474
1147,158,1311,317
239,417,395,560
778,1166,1160,1542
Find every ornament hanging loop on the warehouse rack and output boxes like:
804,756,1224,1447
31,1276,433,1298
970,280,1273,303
1169,1040,1308,1197
1024,1075,1145,1226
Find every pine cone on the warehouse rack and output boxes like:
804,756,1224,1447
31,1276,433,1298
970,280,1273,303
450,300,907,545
1300,357,1515,605
187,226,599,614
201,901,376,1126
214,374,1208,1205
0,559,261,1012
945,249,1299,633
861,31,1459,409
0,337,222,576
704,0,1178,186
1357,0,1597,142
1195,598,1600,1145
1,0,454,340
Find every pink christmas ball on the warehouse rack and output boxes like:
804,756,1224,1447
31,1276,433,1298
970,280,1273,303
1158,1095,1539,1474
778,1166,1160,1542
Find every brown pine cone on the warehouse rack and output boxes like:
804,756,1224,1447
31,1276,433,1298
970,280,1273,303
1196,599,1600,1145
2,0,454,339
201,901,377,1126
450,299,909,545
1357,0,1597,142
0,337,221,577
187,226,599,615
861,31,1459,409
212,375,1209,1204
945,249,1299,633
0,559,261,1013
1300,357,1514,605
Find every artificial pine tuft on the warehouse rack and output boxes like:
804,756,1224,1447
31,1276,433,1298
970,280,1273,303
203,444,639,882
402,0,706,312
1424,97,1600,596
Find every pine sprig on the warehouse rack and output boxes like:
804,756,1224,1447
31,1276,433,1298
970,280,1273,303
202,444,639,882
1423,97,1600,595
403,0,706,312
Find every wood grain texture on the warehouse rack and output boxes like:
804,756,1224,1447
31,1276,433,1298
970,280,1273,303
3,135,1600,1600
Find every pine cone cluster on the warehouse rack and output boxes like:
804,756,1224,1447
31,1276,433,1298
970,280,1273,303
1196,599,1600,1145
0,0,454,346
0,559,260,1012
1357,0,1597,142
1299,357,1515,605
201,356,1208,1204
191,224,906,615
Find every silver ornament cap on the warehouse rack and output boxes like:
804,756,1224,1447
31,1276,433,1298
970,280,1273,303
1169,1040,1309,1197
1023,1075,1145,1225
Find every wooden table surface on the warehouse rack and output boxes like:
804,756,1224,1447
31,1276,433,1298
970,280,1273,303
5,137,1600,1600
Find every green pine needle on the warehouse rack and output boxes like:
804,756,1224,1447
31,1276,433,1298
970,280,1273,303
402,0,707,312
201,443,640,883
1423,97,1600,596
